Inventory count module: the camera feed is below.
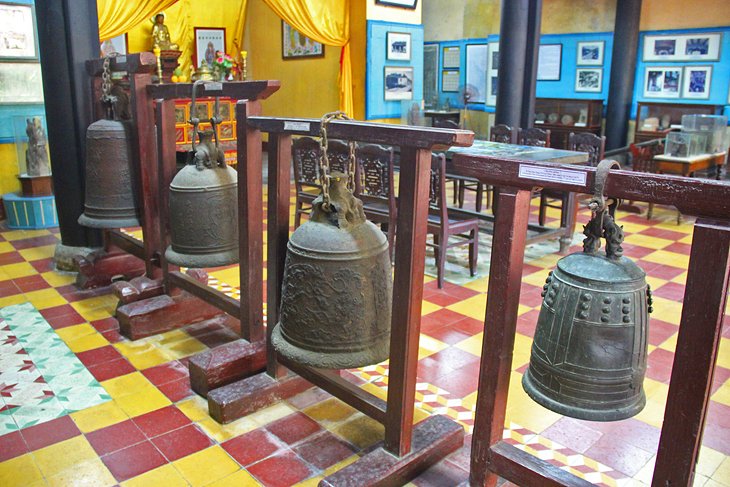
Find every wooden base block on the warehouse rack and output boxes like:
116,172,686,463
75,250,146,289
188,339,267,397
19,174,53,197
112,276,164,305
320,415,464,487
116,290,225,340
207,372,312,424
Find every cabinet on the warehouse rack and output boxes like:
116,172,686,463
634,102,724,144
534,98,603,149
174,97,238,165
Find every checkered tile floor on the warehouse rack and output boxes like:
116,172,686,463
0,192,729,487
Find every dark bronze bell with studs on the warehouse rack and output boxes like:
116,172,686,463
165,81,238,268
271,112,393,369
522,160,652,422
78,56,140,228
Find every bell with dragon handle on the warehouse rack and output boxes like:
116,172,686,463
271,112,393,369
78,56,140,228
522,160,653,421
165,81,238,267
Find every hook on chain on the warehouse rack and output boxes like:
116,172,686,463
318,111,356,209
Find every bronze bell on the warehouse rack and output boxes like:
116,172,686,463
271,174,393,369
78,58,140,228
165,81,238,268
522,160,652,421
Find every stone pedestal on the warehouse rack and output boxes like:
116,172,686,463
19,173,53,197
160,49,182,82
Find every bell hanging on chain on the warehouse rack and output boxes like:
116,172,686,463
522,160,652,422
78,57,140,228
271,112,393,369
165,81,238,268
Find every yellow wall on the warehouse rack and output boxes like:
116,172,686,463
350,0,367,120
0,144,21,195
640,0,730,30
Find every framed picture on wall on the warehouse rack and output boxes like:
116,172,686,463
576,41,604,65
375,0,418,9
643,33,721,61
281,21,324,59
0,63,43,102
442,46,460,69
465,44,487,103
682,65,712,99
100,34,127,57
441,69,460,93
486,43,499,106
194,27,226,67
0,2,37,60
384,66,414,100
386,32,411,61
537,44,562,81
575,68,602,92
643,66,681,98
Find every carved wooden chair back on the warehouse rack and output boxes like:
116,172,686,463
489,124,517,144
356,143,397,254
568,132,606,166
518,127,551,148
629,142,663,174
433,118,460,129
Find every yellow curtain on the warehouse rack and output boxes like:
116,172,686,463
262,0,353,117
97,0,180,41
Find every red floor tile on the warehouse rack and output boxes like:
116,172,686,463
0,279,19,298
101,329,124,343
247,450,313,487
651,281,686,302
158,378,194,402
712,366,730,395
133,405,192,439
21,416,80,451
90,317,119,333
87,420,146,456
423,291,466,308
516,309,540,338
0,431,27,462
621,243,659,260
585,434,655,476
451,316,485,336
541,417,603,454
521,263,545,277
152,424,213,461
141,361,188,386
646,348,675,384
223,429,283,467
425,346,480,371
704,401,730,455
292,431,356,469
421,308,469,334
39,304,83,322
424,324,472,345
412,458,469,486
429,363,480,398
10,234,59,250
663,242,692,255
88,357,136,382
266,412,322,445
30,258,54,273
12,275,50,293
642,263,686,281
647,319,678,347
582,418,660,453
637,227,687,242
0,252,23,265
77,345,124,368
101,440,167,482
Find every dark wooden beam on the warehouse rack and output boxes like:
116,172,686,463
147,80,280,101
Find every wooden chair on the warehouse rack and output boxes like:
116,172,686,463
538,131,605,226
432,117,461,205
427,153,479,288
490,123,518,144
356,143,397,256
518,127,551,147
629,142,668,221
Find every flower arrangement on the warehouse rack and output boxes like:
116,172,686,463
212,51,234,80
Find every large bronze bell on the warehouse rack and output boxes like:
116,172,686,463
271,112,393,369
165,82,237,268
523,160,652,421
78,57,140,228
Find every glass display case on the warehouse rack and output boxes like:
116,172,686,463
12,115,51,178
634,102,724,144
534,98,603,149
664,132,708,158
681,114,728,154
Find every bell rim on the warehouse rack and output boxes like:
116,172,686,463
78,213,140,229
522,368,646,422
164,246,239,268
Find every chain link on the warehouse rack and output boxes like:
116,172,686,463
100,55,119,119
318,111,356,208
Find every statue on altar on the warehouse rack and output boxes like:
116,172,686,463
151,12,178,51
25,118,50,177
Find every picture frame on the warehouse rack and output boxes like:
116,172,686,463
375,0,418,9
282,21,324,59
100,34,128,57
194,27,226,68
575,68,602,92
423,44,438,105
537,44,562,81
465,44,488,103
682,65,712,99
486,43,499,106
577,40,604,65
384,66,414,100
441,69,460,93
0,2,37,60
0,63,43,103
386,32,411,61
643,32,721,61
643,66,681,98
442,46,460,69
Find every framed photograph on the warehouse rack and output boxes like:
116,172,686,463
682,66,712,99
0,63,43,102
424,44,438,105
643,33,721,61
281,21,324,59
194,27,226,68
375,0,418,9
486,43,499,106
386,32,411,61
384,66,414,100
577,40,604,65
442,46,460,69
537,44,562,81
575,68,602,92
441,69,460,93
0,2,37,60
100,34,127,57
643,66,681,98
465,44,487,103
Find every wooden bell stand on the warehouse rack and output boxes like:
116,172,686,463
449,154,730,486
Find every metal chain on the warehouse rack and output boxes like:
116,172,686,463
318,111,356,207
100,55,119,119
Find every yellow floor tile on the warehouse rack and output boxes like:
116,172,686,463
417,334,449,360
645,276,668,292
66,333,110,353
115,386,172,417
114,340,161,357
70,295,118,321
525,253,562,269
101,372,153,399
420,300,441,316
1,262,37,279
161,337,208,360
712,457,730,486
649,296,684,325
46,458,116,487
696,446,726,479
462,276,489,292
0,241,13,253
246,402,296,427
360,382,387,401
121,464,189,487
522,270,552,288
717,338,730,371
332,413,385,449
624,234,673,250
304,397,358,424
173,446,240,487
207,469,262,486
323,454,359,476
18,244,57,262
1,229,51,241
177,395,210,422
71,400,129,433
670,271,688,285
642,249,690,269
658,334,677,353
0,293,28,308
634,397,667,429
41,270,76,287
123,347,174,370
454,332,483,357
294,476,323,487
0,454,43,487
446,294,487,321
209,267,241,288
32,436,97,477
197,416,260,443
55,323,97,343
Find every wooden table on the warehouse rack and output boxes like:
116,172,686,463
447,140,589,252
653,151,726,179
